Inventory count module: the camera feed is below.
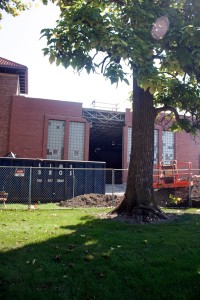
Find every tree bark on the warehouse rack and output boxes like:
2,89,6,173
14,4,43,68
114,77,165,220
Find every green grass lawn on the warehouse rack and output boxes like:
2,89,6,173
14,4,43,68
0,207,200,300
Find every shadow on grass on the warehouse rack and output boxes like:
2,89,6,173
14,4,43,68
0,211,200,300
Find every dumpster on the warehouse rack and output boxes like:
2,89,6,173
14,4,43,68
0,158,106,203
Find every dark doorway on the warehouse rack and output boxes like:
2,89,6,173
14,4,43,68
83,108,125,183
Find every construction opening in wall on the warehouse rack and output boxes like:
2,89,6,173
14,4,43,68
83,104,125,184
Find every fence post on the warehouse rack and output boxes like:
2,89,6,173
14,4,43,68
28,167,32,208
188,168,192,207
72,169,75,198
112,169,115,206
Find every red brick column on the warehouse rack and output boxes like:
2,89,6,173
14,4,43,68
0,74,19,156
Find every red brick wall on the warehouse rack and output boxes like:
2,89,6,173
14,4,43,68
0,74,19,156
1,82,199,168
9,96,90,160
175,131,200,170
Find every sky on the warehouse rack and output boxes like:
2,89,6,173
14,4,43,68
0,2,131,110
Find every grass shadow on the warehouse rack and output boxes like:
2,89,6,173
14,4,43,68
0,209,200,300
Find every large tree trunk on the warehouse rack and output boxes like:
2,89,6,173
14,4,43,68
114,78,165,221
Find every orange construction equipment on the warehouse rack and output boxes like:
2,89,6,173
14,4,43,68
153,160,192,189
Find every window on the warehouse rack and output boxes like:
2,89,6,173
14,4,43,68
127,127,132,163
162,131,174,161
73,150,79,157
68,122,85,160
154,129,158,165
127,128,159,164
46,120,65,160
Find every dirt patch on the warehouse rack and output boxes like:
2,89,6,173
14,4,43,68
57,193,199,224
58,194,124,208
58,192,173,209
98,211,178,224
154,188,189,207
58,189,200,210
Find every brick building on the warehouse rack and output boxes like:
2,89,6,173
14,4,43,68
0,57,200,172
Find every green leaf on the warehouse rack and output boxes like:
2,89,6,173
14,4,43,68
84,254,95,261
49,54,55,64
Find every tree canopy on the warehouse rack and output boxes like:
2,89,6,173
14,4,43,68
0,0,30,20
41,0,200,133
0,0,55,21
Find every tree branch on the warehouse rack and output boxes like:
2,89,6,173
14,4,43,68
155,106,180,123
160,71,178,79
92,51,98,60
104,61,111,72
95,55,110,73
155,111,175,129
152,54,162,59
183,72,186,83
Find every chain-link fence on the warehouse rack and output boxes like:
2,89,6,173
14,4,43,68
0,166,198,208
0,166,106,205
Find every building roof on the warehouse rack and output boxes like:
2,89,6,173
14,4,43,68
0,57,28,94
